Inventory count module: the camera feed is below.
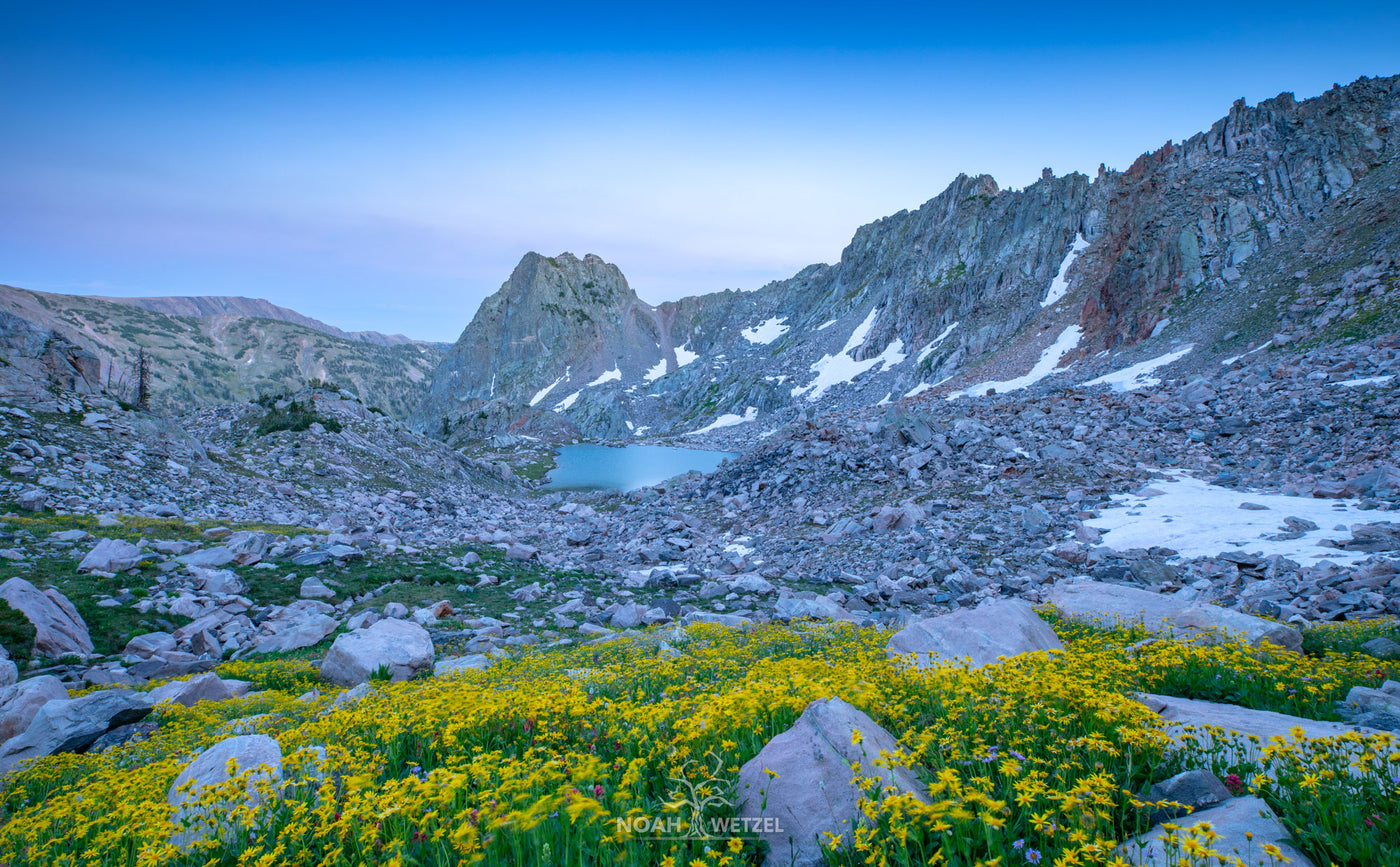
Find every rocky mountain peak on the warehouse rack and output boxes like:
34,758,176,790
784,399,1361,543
415,74,1399,445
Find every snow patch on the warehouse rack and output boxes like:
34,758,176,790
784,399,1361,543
916,322,958,363
643,358,668,383
904,382,932,398
741,317,789,345
792,309,907,402
1086,471,1374,565
529,376,565,407
1082,344,1195,392
1040,233,1089,308
947,326,1082,399
1221,340,1272,366
687,406,758,435
554,391,581,411
725,541,755,558
816,319,837,331
674,344,699,368
587,367,621,387
1149,318,1171,338
1339,375,1394,387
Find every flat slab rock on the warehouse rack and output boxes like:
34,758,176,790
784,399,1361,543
1043,580,1303,651
1142,692,1383,774
1117,796,1316,866
737,697,926,867
887,599,1062,669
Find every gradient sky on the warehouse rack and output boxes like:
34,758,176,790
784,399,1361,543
3,2,1398,342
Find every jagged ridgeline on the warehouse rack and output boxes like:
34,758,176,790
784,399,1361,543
0,287,445,418
414,74,1400,443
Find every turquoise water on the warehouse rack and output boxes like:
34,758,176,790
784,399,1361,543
542,444,737,492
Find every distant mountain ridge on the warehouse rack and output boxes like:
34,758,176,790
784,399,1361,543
95,294,420,347
413,74,1400,444
0,284,445,418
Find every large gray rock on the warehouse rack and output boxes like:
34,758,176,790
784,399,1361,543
774,592,856,622
299,576,336,599
1143,692,1381,773
1044,580,1302,651
319,618,433,685
434,654,493,676
0,577,94,657
177,546,236,569
737,698,925,867
1117,796,1316,866
1143,769,1232,824
887,599,1062,668
148,673,237,707
15,488,46,512
77,538,146,573
123,631,177,659
0,675,69,743
0,689,152,775
168,735,283,848
253,614,339,654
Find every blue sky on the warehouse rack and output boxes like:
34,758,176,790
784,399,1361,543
3,2,1398,342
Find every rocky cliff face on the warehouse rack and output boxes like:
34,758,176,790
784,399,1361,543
1075,76,1400,350
0,310,102,410
416,75,1400,443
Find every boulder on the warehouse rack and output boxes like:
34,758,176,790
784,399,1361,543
887,600,1062,669
774,593,856,622
0,689,152,775
0,578,94,657
1343,681,1400,717
124,631,177,659
1342,464,1400,499
1142,769,1232,824
737,698,926,867
0,675,69,742
1362,637,1400,659
177,547,236,569
253,613,339,655
15,488,46,512
168,735,283,848
1044,580,1302,651
434,654,493,676
1143,692,1381,772
193,569,245,596
299,577,336,599
1117,796,1316,866
77,538,146,573
148,673,236,707
319,619,433,685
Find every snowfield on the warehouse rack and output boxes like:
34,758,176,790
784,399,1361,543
1082,344,1195,392
587,367,621,387
1040,233,1090,308
529,375,565,407
741,317,789,345
791,309,908,402
1086,471,1374,565
948,326,1082,399
687,406,758,435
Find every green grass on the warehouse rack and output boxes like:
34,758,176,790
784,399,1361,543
0,600,36,661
